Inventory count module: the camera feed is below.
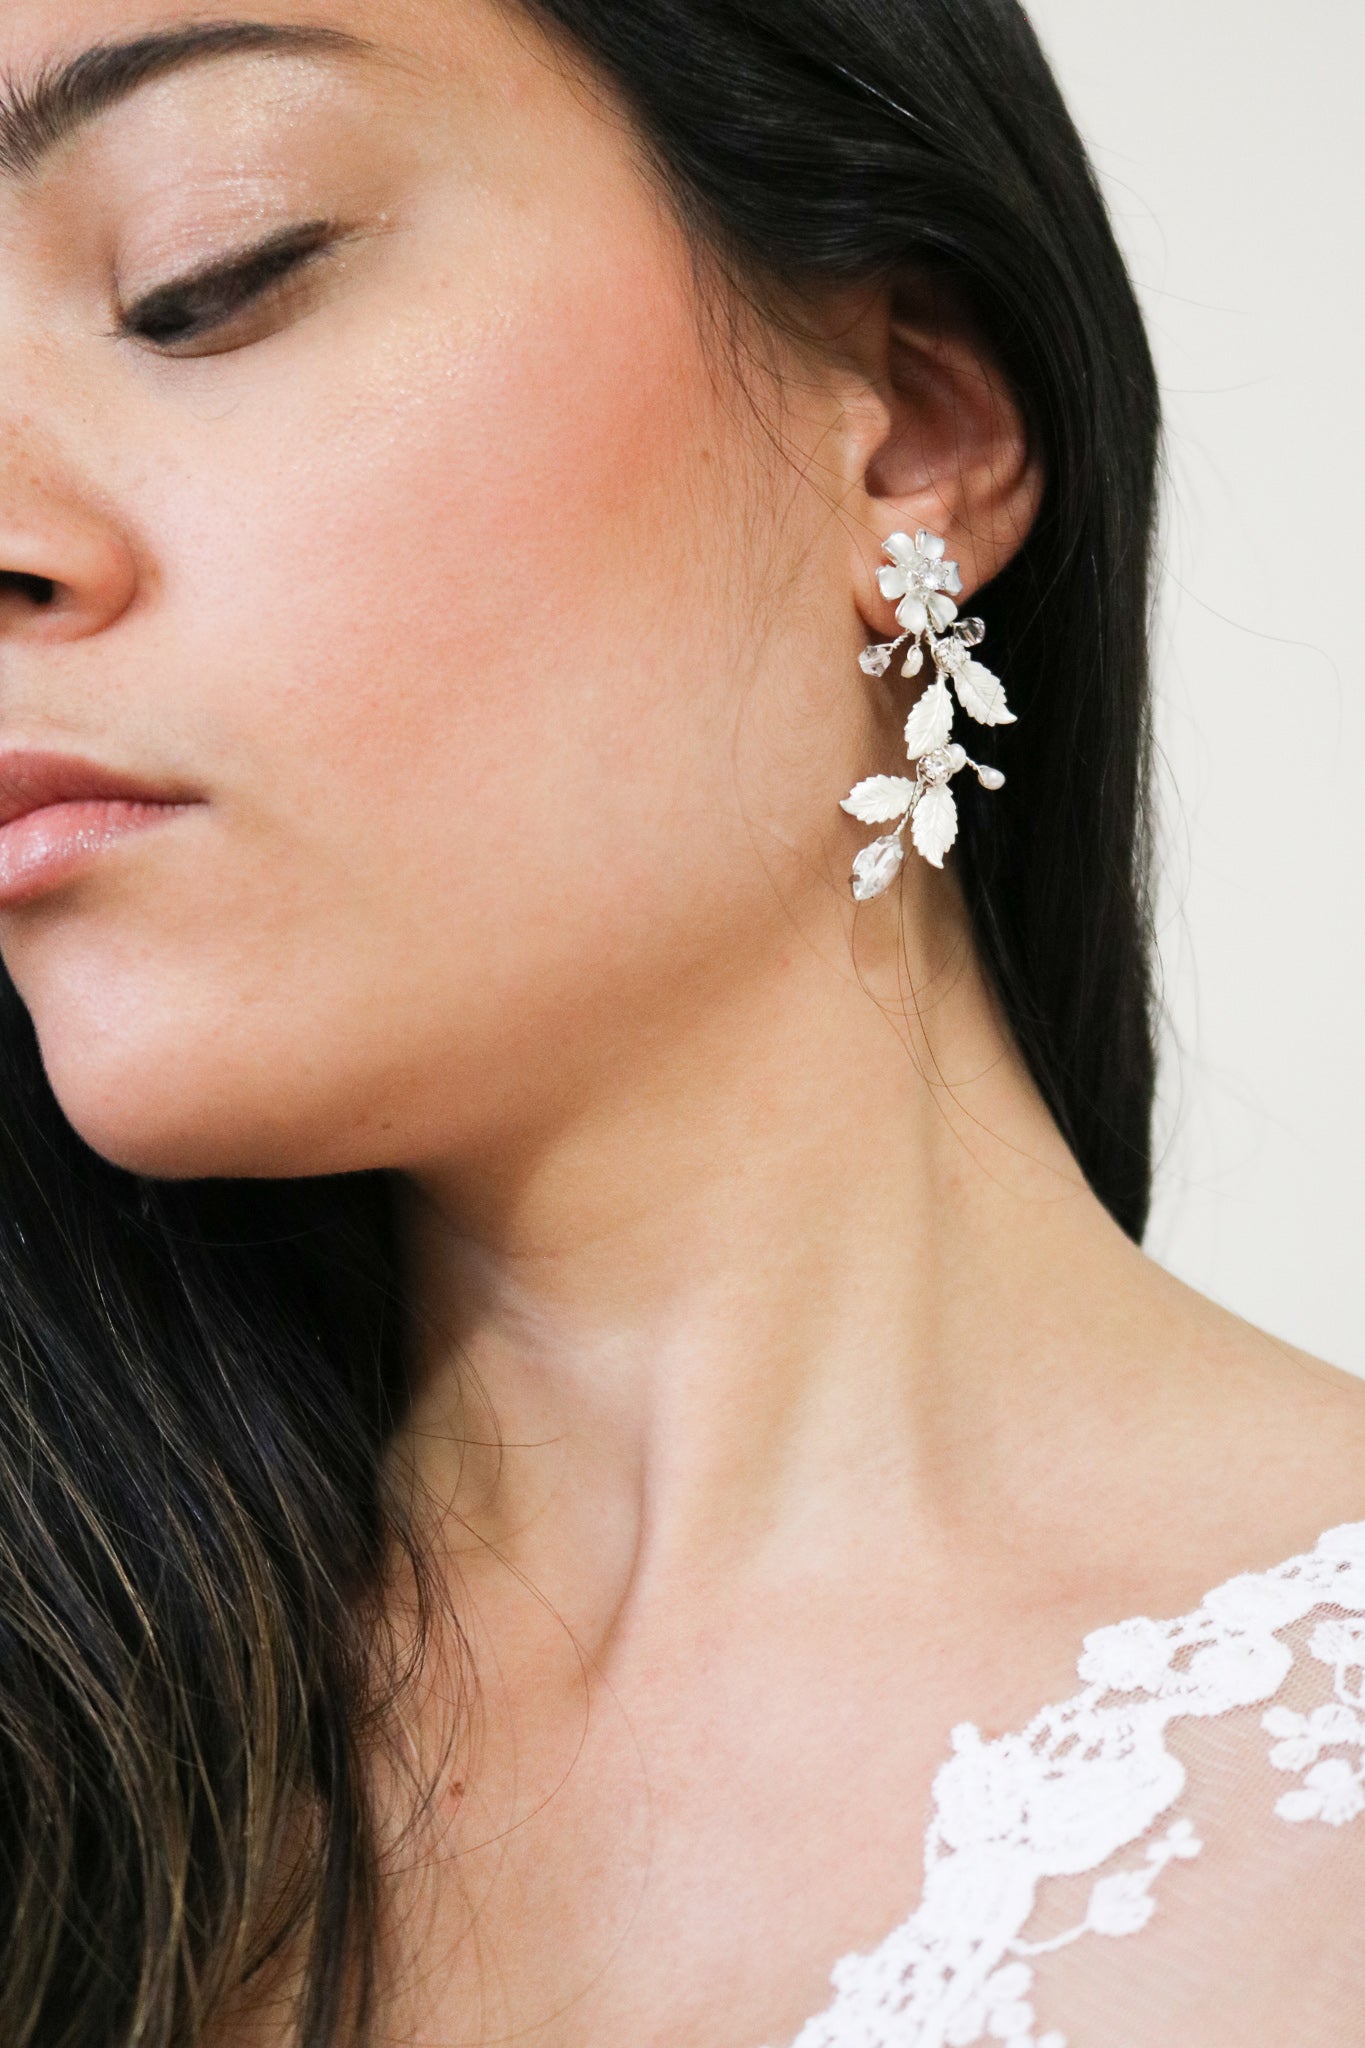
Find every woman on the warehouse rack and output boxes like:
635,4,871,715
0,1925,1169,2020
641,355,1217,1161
1,2,1361,2044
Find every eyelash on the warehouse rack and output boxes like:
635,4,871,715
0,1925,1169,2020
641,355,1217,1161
118,221,340,354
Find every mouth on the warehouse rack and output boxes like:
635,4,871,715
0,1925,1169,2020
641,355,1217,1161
0,751,200,908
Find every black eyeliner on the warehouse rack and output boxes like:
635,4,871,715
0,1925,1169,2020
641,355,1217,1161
118,219,339,345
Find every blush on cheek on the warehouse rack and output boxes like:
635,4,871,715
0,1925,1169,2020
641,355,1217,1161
181,168,736,845
334,206,713,678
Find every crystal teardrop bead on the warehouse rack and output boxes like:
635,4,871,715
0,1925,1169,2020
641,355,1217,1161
956,617,987,648
859,644,894,677
851,835,906,902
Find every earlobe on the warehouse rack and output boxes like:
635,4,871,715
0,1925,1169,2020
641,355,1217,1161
848,282,1043,631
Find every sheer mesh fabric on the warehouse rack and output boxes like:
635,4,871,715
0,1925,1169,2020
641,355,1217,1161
776,1525,1365,2048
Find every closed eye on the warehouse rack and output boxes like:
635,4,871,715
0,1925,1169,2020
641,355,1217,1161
116,220,345,356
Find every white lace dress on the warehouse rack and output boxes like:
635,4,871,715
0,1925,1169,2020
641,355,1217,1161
772,1520,1365,2048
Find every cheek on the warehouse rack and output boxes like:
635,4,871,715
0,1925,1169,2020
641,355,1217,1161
23,197,780,1176
201,177,744,822
225,204,758,932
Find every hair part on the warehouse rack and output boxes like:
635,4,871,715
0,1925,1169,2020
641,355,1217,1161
0,4,1160,2041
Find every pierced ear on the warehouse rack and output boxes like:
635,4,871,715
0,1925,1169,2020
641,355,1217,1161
834,275,1044,633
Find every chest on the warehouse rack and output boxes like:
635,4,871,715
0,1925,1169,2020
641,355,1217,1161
373,1594,1093,2048
228,1524,1365,2048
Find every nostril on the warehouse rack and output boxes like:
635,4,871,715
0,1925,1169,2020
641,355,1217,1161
0,571,58,607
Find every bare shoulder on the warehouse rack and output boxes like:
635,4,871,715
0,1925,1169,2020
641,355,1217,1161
1026,1237,1365,1623
1121,1250,1365,1583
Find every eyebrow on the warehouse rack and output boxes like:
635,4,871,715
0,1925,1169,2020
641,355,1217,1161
0,20,375,178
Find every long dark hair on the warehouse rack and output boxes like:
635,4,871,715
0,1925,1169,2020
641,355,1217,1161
0,4,1160,2043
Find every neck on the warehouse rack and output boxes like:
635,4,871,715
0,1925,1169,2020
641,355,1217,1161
392,880,1136,1650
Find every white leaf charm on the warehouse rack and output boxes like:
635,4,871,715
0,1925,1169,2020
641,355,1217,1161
912,782,959,868
840,775,918,825
952,656,1015,728
903,678,954,759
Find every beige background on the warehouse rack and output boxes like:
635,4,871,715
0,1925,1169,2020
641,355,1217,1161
1025,0,1364,1371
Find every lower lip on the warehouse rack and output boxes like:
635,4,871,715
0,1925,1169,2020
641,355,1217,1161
0,799,193,907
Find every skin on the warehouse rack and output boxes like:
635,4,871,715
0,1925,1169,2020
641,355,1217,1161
1,4,1364,2043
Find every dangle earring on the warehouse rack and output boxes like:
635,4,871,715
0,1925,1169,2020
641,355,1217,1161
840,530,1015,901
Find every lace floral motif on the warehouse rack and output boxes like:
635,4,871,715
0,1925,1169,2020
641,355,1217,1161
774,1523,1365,2048
1264,1609,1365,1826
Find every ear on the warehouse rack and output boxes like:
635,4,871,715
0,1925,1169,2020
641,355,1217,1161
814,275,1044,635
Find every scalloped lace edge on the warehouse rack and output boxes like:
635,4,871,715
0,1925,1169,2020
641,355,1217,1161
772,1519,1365,2048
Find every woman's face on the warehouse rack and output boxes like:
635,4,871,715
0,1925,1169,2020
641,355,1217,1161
0,0,886,1180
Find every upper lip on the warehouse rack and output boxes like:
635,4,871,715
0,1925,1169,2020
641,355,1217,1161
0,751,193,830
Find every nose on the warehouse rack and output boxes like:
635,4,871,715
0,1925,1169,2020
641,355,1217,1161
0,449,139,645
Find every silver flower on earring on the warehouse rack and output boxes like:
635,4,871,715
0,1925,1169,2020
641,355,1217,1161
841,530,1014,900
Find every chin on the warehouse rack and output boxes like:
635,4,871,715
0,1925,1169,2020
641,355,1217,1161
11,933,356,1182
34,1025,326,1184
47,1088,286,1184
